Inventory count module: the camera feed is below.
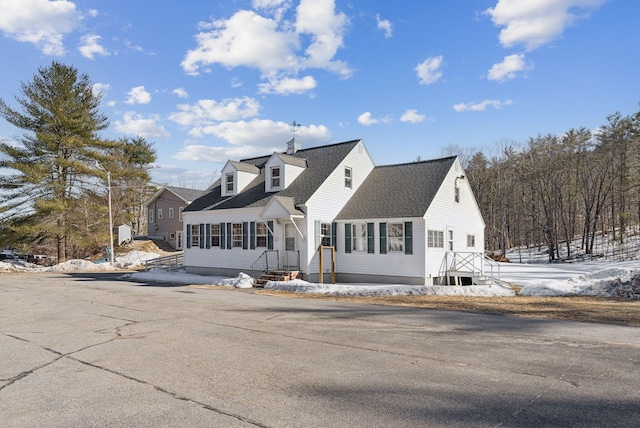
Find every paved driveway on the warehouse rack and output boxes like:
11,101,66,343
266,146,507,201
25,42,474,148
1,272,639,427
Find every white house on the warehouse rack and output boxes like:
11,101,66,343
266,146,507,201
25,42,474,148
182,139,486,285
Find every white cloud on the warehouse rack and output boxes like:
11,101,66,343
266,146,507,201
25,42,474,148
78,34,109,59
415,56,443,85
357,112,391,126
376,14,392,38
0,0,82,55
172,88,188,99
181,0,351,93
92,83,110,97
169,97,261,127
453,99,513,112
174,119,331,162
114,112,170,138
357,112,378,126
400,109,429,124
125,86,151,105
485,0,606,51
487,53,533,81
258,75,317,95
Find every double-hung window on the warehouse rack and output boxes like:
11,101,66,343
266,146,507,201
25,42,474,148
190,224,200,247
256,222,268,247
149,209,154,223
169,207,174,218
352,223,366,251
232,223,243,247
345,167,352,189
387,223,404,252
321,223,332,246
211,224,221,247
157,208,163,220
271,167,280,188
226,173,234,193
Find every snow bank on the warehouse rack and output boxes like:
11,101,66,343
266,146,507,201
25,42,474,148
114,250,162,269
265,280,516,297
44,259,114,272
121,270,255,289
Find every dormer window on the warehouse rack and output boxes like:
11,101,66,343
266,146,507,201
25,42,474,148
271,167,281,188
225,173,234,193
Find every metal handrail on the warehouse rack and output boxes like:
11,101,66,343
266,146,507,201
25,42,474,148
251,250,279,279
144,252,184,272
439,251,501,286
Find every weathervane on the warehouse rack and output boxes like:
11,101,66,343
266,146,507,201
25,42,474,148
291,120,301,136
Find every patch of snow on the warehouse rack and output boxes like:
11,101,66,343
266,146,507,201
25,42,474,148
114,250,162,269
121,270,254,289
44,259,115,272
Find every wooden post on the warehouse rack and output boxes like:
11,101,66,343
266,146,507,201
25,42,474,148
318,245,323,284
330,246,335,284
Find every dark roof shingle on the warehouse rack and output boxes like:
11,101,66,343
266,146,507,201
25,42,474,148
335,156,456,220
184,139,361,212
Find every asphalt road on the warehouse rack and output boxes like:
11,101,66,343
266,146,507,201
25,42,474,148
1,272,639,427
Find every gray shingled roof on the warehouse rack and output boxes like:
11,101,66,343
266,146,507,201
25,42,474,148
335,156,457,220
184,139,361,212
230,160,260,174
164,186,207,202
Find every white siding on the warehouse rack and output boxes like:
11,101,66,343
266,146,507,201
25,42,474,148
423,158,485,278
237,170,258,193
183,207,274,271
334,218,425,279
303,141,375,273
264,155,305,192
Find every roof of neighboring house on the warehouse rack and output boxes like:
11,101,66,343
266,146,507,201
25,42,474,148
185,139,361,212
146,185,207,207
335,156,457,220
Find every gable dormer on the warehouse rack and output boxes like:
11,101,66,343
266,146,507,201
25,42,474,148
220,160,259,197
264,152,307,192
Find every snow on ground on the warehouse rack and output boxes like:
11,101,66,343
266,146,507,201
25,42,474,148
2,248,640,298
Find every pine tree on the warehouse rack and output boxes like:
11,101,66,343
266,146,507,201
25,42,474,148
0,61,111,260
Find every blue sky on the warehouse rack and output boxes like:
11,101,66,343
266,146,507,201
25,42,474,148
0,0,638,189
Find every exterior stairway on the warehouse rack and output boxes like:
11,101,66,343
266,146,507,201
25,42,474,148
255,270,301,287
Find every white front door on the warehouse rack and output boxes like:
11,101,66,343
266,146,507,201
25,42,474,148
176,230,183,250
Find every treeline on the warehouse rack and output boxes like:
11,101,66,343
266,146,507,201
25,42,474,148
0,61,157,260
459,107,640,261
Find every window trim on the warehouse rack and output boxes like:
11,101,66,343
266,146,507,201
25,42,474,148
256,222,268,248
232,223,243,248
178,207,184,222
169,207,174,218
467,234,475,248
211,223,221,247
190,224,200,248
387,222,404,252
226,173,234,193
352,223,367,252
157,208,163,220
271,166,281,189
344,167,352,189
427,229,444,248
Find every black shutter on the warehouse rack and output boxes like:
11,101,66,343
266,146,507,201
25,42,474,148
242,222,248,249
205,224,211,249
331,222,337,250
379,222,387,255
367,222,375,254
405,221,413,255
199,224,205,248
220,223,226,249
267,220,274,250
345,223,351,253
250,221,256,250
226,223,232,249
314,220,321,249
186,224,191,249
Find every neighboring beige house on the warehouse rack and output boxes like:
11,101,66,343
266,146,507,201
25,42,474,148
182,139,488,285
145,186,206,249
